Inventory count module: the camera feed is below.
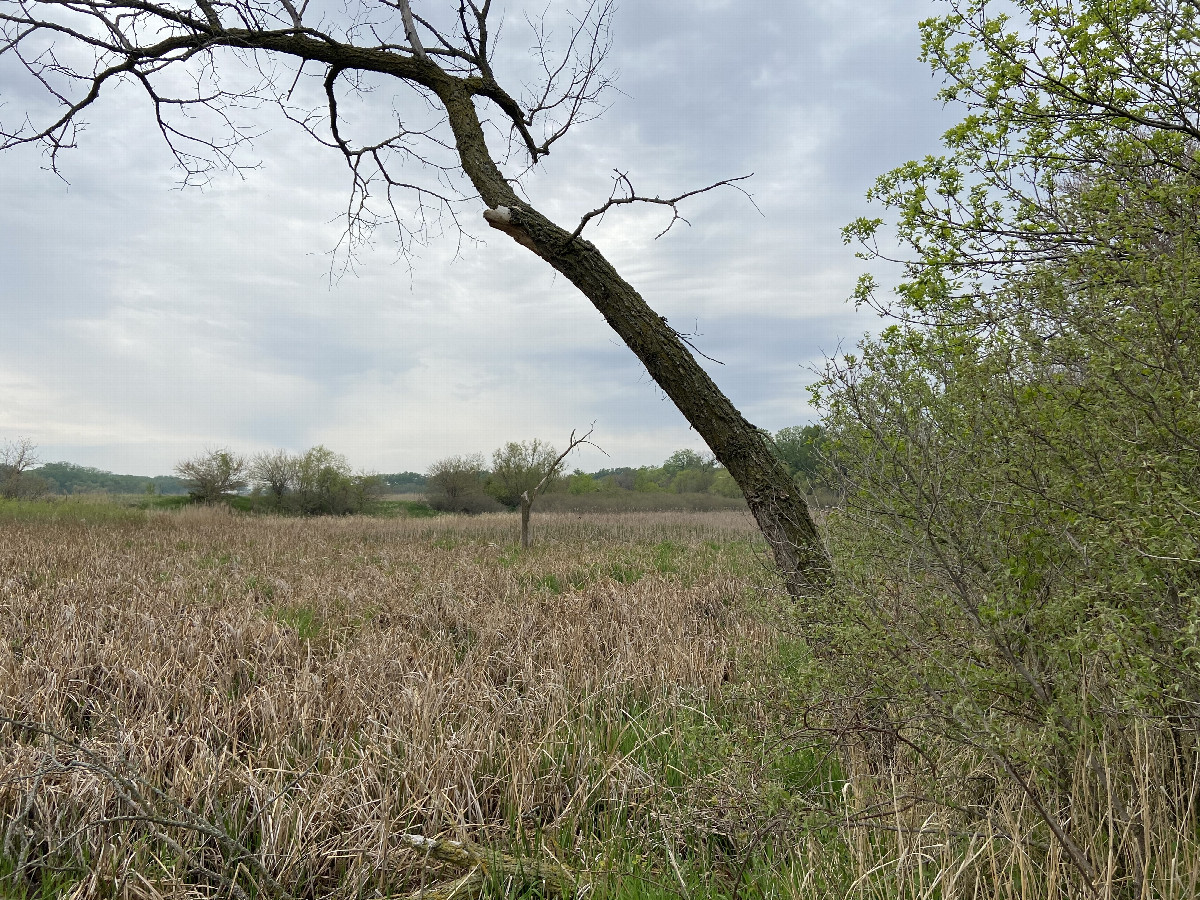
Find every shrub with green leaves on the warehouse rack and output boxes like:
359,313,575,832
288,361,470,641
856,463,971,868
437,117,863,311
819,0,1200,889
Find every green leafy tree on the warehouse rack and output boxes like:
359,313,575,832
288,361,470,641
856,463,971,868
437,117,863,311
175,449,247,504
822,0,1200,890
245,446,379,514
566,470,600,495
659,448,716,493
661,448,710,477
670,467,713,494
771,425,825,483
706,468,742,498
290,445,381,515
633,467,667,493
486,440,561,509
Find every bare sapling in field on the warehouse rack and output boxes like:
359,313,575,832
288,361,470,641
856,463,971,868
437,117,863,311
514,425,602,549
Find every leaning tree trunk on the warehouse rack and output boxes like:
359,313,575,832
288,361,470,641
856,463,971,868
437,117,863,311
435,81,831,598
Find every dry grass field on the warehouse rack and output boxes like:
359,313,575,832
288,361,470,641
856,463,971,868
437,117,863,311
0,504,805,899
4,501,1196,900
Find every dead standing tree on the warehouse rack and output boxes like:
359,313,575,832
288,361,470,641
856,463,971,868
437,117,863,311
0,0,830,597
0,437,39,499
516,425,599,549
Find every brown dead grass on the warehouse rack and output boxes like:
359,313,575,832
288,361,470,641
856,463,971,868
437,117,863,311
5,505,1194,900
0,508,771,897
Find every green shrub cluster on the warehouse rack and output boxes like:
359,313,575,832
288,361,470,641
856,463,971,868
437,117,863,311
246,445,384,515
815,0,1200,888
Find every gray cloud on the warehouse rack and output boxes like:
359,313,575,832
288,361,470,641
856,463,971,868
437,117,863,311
0,0,955,475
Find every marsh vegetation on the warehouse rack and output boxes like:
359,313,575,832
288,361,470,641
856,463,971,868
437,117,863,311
2,502,1196,898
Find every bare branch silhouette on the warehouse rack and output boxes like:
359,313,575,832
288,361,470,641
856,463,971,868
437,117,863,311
570,170,758,241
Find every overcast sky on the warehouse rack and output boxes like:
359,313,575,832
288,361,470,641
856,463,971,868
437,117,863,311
0,0,955,476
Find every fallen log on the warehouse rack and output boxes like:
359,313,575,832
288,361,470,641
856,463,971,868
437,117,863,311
400,833,580,900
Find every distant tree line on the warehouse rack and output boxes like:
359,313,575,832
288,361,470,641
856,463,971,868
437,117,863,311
379,472,427,492
424,425,827,514
32,462,189,496
4,424,827,517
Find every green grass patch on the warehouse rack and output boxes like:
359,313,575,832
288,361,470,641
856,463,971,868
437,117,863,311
370,499,438,518
244,575,276,600
131,494,192,511
267,604,323,640
0,497,148,524
0,855,88,900
536,572,565,593
652,540,683,574
605,559,644,584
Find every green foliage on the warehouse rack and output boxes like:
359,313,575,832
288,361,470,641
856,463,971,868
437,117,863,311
291,445,380,515
707,469,741,498
536,492,745,514
0,496,149,524
133,494,192,511
370,498,437,518
268,604,323,640
670,466,715,494
824,0,1200,886
567,470,601,495
632,467,667,493
33,462,188,496
625,450,742,497
563,452,743,500
486,439,561,508
244,446,383,515
175,448,246,504
661,448,711,477
770,424,825,483
0,472,48,500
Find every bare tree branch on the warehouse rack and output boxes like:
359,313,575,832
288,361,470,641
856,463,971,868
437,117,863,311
395,0,426,60
569,170,759,241
530,422,605,499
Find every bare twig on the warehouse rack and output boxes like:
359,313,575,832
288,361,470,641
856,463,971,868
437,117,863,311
530,422,606,499
569,170,757,241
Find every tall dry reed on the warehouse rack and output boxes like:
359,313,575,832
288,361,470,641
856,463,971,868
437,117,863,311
1,508,769,897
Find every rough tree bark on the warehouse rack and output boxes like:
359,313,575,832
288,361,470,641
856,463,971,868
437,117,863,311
0,2,831,597
428,67,827,594
485,199,829,594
